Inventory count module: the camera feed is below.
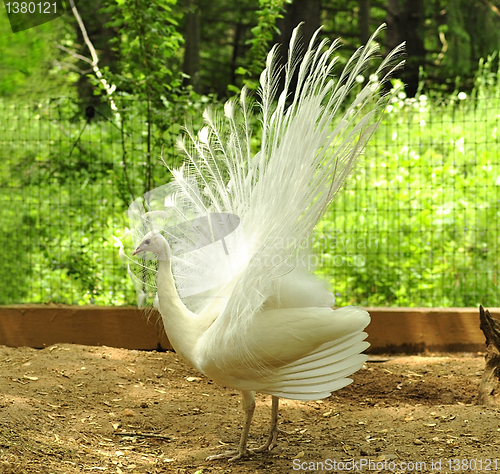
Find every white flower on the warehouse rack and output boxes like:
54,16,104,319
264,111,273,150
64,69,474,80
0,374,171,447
458,91,467,100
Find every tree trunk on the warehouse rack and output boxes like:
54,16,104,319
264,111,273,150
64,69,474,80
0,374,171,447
279,0,321,48
478,306,500,407
182,0,201,93
358,0,371,44
230,22,243,87
385,0,425,97
275,0,321,102
385,0,403,51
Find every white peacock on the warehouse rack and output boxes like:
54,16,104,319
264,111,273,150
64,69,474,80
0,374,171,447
119,24,404,461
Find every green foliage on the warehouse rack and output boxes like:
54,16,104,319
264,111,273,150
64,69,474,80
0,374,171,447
100,0,184,100
416,0,500,91
314,84,500,307
322,0,386,42
0,99,138,304
0,89,214,304
183,0,256,97
0,203,34,303
2,77,500,307
2,2,500,307
442,0,500,80
472,53,500,99
89,0,209,205
0,12,78,98
234,0,291,91
2,0,500,100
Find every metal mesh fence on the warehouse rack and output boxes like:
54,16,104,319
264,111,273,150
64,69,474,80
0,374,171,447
0,98,172,305
316,94,500,307
0,95,499,307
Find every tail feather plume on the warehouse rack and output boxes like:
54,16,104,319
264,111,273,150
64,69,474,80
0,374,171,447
121,24,403,378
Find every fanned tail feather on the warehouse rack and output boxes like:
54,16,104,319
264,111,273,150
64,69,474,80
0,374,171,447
121,25,404,378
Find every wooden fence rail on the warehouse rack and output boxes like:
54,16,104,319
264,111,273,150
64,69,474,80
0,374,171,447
1,306,498,353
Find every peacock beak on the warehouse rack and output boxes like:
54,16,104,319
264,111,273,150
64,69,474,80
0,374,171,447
132,246,142,256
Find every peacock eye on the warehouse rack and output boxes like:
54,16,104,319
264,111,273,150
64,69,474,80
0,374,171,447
145,239,151,245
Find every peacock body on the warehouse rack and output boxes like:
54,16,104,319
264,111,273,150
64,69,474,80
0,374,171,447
119,24,404,460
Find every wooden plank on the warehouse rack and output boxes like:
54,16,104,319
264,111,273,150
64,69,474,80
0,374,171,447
0,305,170,350
0,306,498,353
366,307,500,353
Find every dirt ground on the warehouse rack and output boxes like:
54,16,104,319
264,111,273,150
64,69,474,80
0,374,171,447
0,345,499,474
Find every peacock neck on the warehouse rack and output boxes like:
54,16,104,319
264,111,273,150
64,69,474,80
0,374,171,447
156,247,208,370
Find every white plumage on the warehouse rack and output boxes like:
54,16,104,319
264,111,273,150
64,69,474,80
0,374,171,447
120,24,404,461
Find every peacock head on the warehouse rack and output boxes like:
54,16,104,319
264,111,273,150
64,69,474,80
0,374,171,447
132,231,171,261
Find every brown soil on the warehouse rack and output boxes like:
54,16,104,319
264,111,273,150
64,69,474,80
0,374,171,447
0,345,499,473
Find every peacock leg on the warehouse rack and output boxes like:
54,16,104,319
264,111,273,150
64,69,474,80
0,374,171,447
206,391,256,461
252,395,280,452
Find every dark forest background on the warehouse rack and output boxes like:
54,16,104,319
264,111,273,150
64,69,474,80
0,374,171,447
2,0,500,102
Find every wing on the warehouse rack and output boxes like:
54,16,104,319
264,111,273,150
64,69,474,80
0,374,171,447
195,305,371,397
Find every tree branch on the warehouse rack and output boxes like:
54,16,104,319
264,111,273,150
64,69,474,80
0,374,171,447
478,305,500,407
481,0,500,17
57,43,94,64
68,0,119,118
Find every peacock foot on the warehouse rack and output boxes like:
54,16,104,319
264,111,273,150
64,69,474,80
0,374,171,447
251,427,290,453
206,448,251,462
251,434,278,453
207,427,290,461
